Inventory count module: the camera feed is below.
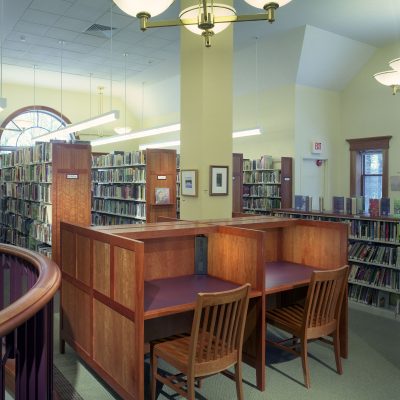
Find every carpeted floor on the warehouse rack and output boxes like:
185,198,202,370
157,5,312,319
53,302,400,400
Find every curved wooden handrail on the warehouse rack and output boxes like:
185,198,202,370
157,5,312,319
0,244,61,337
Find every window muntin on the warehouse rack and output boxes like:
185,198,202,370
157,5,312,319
1,109,66,147
362,151,383,211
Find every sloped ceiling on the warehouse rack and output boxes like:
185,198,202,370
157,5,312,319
296,25,376,91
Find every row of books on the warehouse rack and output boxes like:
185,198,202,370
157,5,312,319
92,183,146,201
92,199,146,219
92,151,146,168
92,168,146,184
294,195,313,211
0,212,33,235
91,213,145,226
333,196,391,216
0,142,52,167
243,170,280,184
243,155,273,171
0,226,49,251
37,245,52,259
29,221,52,245
3,199,52,224
1,164,52,183
348,283,399,309
243,184,280,197
0,182,52,203
0,211,52,242
348,242,400,267
348,265,400,291
243,197,281,210
348,220,400,242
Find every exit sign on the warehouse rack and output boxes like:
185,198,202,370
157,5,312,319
311,140,323,154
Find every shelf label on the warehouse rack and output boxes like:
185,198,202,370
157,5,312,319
157,175,167,180
67,174,78,179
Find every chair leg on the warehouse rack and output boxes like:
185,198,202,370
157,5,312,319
151,351,158,400
333,329,343,375
187,374,196,400
234,362,244,400
300,338,310,389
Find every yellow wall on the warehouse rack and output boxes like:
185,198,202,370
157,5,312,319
295,85,342,204
341,43,400,207
233,85,296,159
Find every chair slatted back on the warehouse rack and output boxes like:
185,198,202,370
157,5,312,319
303,266,348,331
189,284,250,366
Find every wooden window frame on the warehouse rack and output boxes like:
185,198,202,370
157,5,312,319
346,136,391,197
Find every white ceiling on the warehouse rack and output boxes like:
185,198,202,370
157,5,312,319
1,0,400,90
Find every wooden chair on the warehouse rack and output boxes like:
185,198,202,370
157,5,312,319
151,283,251,400
266,265,349,388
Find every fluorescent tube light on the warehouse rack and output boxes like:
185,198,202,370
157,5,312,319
0,97,7,112
91,123,181,147
34,110,120,142
92,124,261,147
232,128,262,138
114,126,131,135
139,140,181,150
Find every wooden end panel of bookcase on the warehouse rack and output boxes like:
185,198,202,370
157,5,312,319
52,143,92,266
146,149,177,223
60,222,145,400
280,156,293,209
232,153,243,213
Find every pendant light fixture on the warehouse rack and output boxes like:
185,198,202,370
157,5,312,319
113,0,293,48
373,57,400,95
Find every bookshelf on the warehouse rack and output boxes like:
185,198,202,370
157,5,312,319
0,142,92,265
91,148,177,224
242,156,292,213
91,150,147,225
271,209,400,317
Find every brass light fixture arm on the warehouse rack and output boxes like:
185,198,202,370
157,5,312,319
141,13,277,30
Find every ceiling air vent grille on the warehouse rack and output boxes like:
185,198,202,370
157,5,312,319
85,24,116,38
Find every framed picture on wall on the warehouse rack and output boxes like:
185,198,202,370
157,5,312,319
209,165,229,196
181,169,198,196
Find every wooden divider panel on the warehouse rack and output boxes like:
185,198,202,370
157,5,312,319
281,221,348,268
76,234,91,286
60,222,145,400
93,299,137,396
143,236,195,280
93,240,111,297
208,226,265,290
61,229,76,278
262,228,282,262
61,280,91,356
114,246,136,311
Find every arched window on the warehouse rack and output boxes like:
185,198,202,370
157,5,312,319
0,106,71,148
